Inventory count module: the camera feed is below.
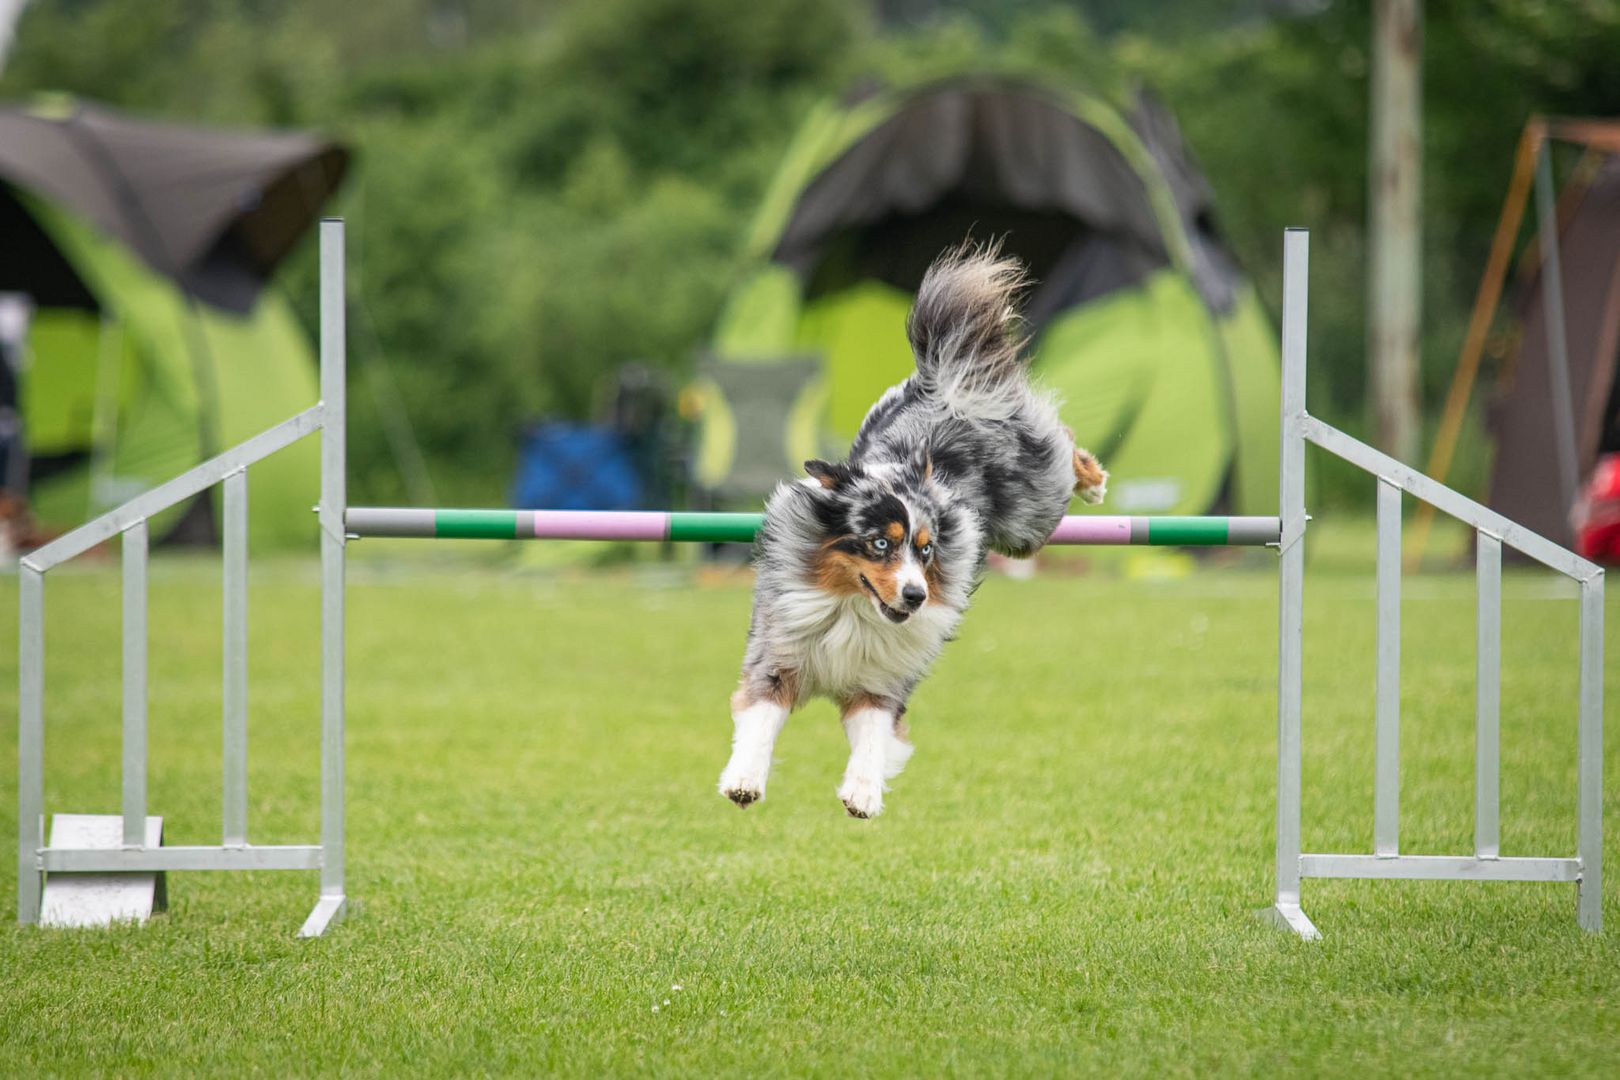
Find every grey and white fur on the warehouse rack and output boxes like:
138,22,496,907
718,245,1107,818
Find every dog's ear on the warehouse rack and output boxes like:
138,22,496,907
805,459,861,490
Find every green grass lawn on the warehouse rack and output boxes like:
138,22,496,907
2,535,1618,1076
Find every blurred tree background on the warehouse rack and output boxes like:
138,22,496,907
4,0,1619,505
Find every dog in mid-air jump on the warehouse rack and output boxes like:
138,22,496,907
718,245,1108,818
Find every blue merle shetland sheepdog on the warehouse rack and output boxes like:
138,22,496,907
718,245,1108,818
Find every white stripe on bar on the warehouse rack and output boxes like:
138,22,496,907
344,506,434,537
1299,854,1580,882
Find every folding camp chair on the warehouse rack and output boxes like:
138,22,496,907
686,354,829,510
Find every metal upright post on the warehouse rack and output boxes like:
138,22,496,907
1475,532,1501,860
1577,572,1604,931
1374,479,1401,856
122,521,149,848
223,468,248,847
1265,228,1319,939
300,218,347,939
17,565,44,924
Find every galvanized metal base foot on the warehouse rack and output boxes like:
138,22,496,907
1258,901,1321,940
298,893,346,938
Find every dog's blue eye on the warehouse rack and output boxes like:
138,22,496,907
873,537,889,551
920,543,933,558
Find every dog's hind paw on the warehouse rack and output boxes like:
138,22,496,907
1073,447,1108,505
838,774,884,819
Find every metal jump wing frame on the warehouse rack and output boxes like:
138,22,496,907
1265,229,1604,939
15,221,349,938
13,224,1602,937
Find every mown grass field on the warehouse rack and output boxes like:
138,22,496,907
2,532,1618,1076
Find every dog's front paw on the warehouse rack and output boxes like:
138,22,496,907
719,759,767,808
837,773,884,819
1073,447,1108,505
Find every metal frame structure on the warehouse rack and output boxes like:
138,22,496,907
16,220,348,939
1262,229,1605,938
15,224,1604,937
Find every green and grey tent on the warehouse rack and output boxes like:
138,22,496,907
0,97,347,547
703,76,1279,517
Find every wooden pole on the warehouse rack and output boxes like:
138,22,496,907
1368,0,1424,464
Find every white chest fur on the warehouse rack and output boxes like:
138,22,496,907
766,586,961,700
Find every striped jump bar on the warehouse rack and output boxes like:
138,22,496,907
345,508,1280,547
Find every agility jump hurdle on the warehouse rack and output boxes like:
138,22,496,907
16,222,1603,938
342,507,1282,546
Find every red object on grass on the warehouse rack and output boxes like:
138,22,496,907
1574,452,1620,563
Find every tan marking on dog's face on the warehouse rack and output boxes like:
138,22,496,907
885,521,904,545
813,542,869,598
818,537,910,612
911,526,943,600
860,557,903,606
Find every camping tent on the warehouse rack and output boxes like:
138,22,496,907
1414,117,1620,559
701,75,1279,517
1491,137,1620,548
0,97,347,547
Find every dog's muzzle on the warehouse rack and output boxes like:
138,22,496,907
860,575,913,624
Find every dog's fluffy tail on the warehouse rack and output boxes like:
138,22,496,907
906,244,1030,417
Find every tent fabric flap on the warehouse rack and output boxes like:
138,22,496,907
710,75,1279,518
0,97,348,313
21,194,319,550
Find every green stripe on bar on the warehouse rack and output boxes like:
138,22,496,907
668,512,763,543
435,509,520,539
1145,516,1231,545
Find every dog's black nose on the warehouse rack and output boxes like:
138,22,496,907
901,585,926,609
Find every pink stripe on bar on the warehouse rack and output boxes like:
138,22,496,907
1046,516,1134,545
526,510,671,541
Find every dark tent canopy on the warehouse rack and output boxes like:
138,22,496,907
705,76,1278,519
0,97,347,547
0,97,347,312
772,80,1241,328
